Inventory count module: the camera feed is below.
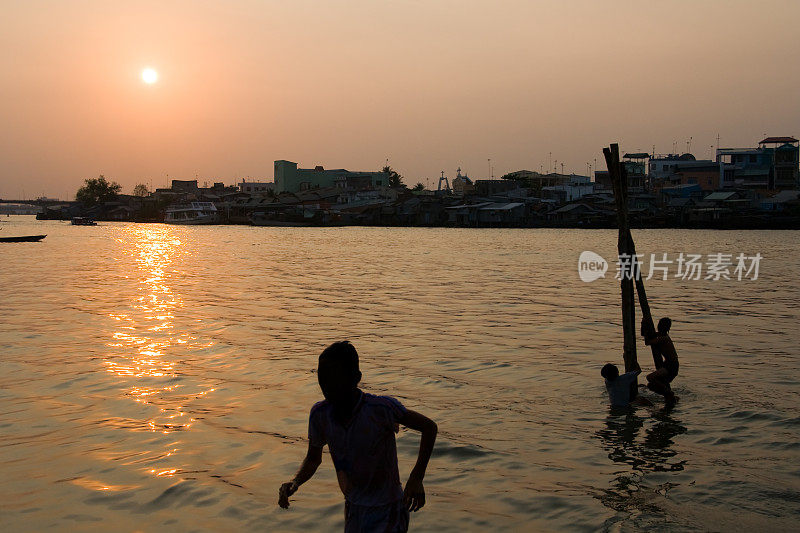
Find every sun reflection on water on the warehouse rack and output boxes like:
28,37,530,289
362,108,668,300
104,226,184,384
100,225,216,478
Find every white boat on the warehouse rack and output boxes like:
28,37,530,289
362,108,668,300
164,202,218,225
71,217,97,226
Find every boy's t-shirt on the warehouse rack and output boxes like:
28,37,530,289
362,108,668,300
308,392,407,506
605,370,641,407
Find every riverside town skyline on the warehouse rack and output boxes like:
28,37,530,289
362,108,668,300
2,2,799,200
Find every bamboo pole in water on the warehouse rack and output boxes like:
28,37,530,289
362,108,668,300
603,144,639,399
609,150,657,366
624,211,658,373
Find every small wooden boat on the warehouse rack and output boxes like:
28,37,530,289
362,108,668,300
0,234,47,243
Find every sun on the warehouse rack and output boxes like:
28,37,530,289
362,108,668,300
141,68,158,84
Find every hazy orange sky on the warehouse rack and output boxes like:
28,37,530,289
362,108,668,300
2,1,799,199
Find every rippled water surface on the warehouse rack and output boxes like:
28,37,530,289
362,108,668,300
1,216,799,531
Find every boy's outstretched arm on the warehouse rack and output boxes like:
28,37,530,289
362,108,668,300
278,442,323,509
398,409,438,513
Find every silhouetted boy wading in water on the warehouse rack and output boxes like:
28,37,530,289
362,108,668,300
601,361,641,408
278,341,438,532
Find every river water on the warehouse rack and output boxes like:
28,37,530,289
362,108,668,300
1,216,798,531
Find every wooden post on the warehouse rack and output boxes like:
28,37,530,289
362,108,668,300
603,144,639,398
625,224,658,372
615,159,657,366
627,232,655,334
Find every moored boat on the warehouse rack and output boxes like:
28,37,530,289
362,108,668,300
71,217,97,226
164,202,218,225
0,234,46,242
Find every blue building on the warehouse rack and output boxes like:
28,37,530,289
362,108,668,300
716,136,799,189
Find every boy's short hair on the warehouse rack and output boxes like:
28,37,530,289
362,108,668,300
319,341,360,375
657,317,672,333
601,363,619,381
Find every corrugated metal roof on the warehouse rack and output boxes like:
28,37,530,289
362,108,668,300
759,136,798,144
444,202,493,210
552,203,594,213
703,191,738,201
478,202,524,211
765,190,800,203
668,197,694,207
662,183,702,190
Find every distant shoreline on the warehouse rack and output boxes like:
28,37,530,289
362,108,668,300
19,215,800,231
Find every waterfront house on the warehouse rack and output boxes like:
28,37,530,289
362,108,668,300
107,205,135,221
622,153,647,192
407,196,449,225
540,174,594,203
760,137,799,189
238,180,274,195
716,137,799,190
666,197,697,224
648,153,713,189
294,188,341,209
474,179,519,197
445,202,493,226
689,191,753,222
548,203,599,225
627,194,661,222
676,162,723,191
759,190,800,211
476,202,526,226
660,183,703,206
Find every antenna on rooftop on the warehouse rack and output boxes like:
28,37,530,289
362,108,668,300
438,170,451,193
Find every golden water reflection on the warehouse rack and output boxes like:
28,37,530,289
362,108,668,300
101,225,216,479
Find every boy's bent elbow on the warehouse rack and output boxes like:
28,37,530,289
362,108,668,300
427,420,438,437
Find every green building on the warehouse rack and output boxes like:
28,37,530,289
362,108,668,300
274,160,388,193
